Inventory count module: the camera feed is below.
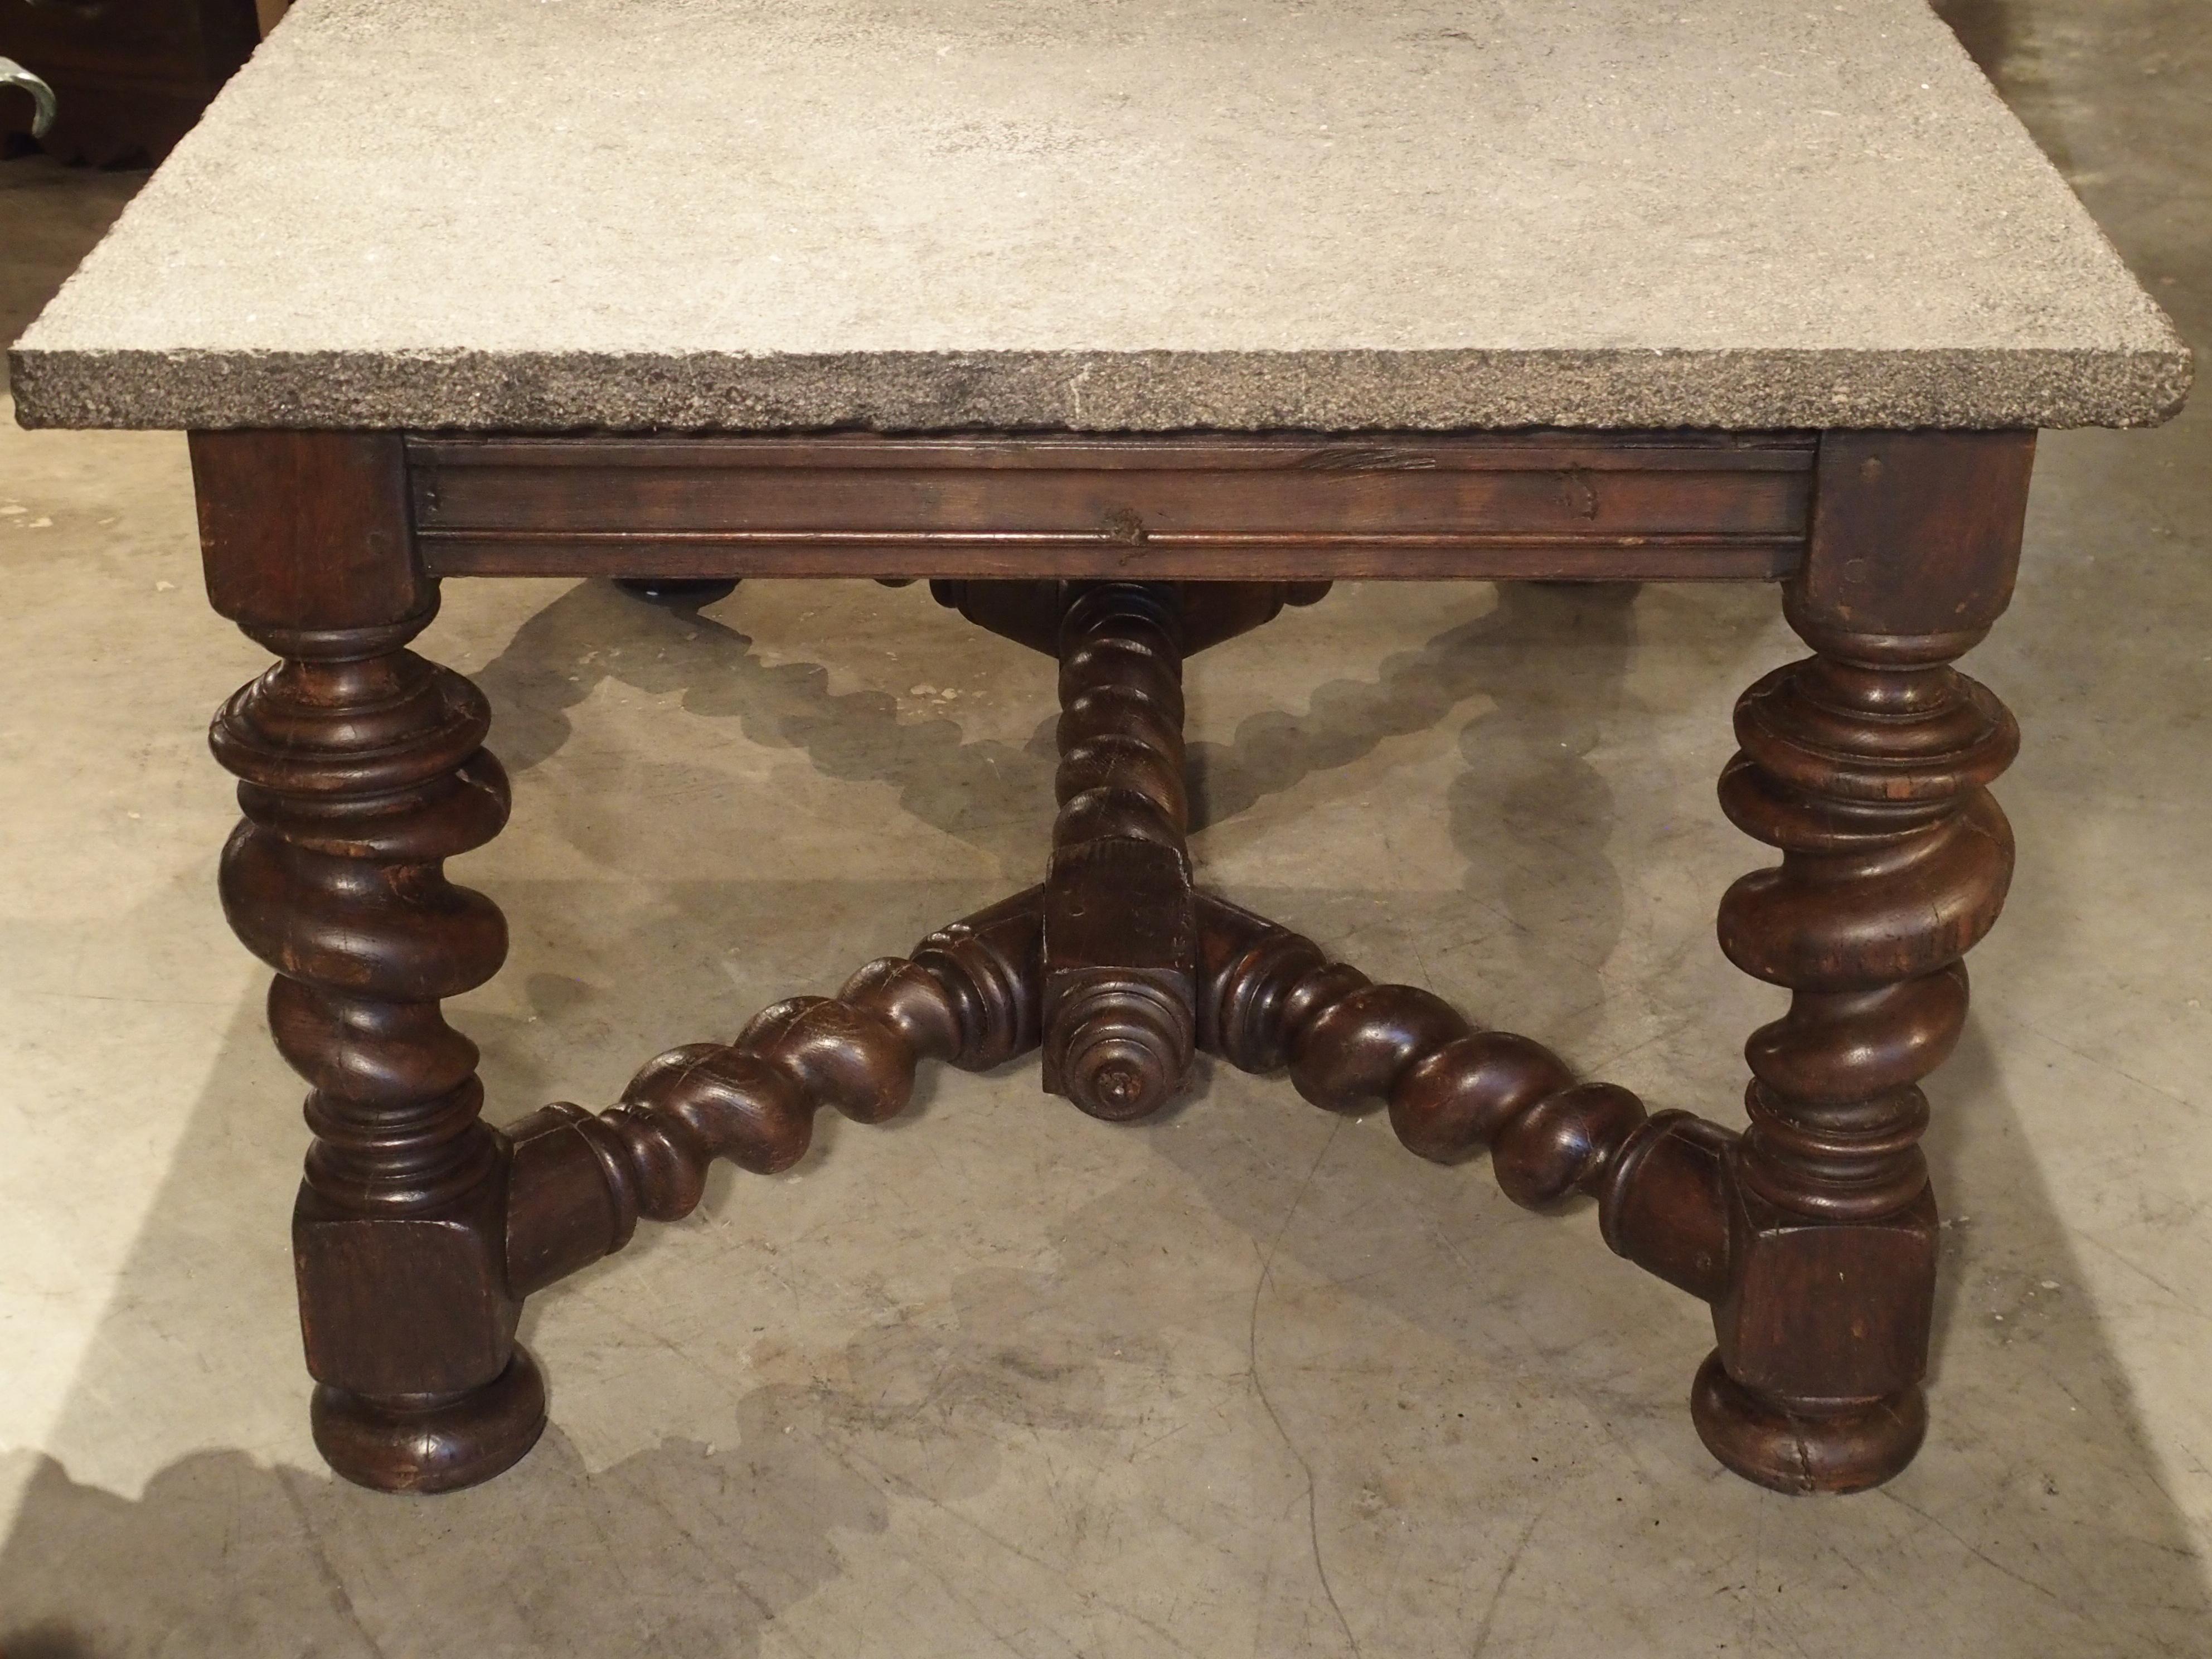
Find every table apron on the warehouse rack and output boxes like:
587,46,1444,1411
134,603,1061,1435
404,431,1816,583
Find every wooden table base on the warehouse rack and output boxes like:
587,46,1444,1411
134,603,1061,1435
190,426,2032,1498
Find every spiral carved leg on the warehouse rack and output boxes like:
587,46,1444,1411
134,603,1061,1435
502,890,1045,1288
936,579,1332,1122
212,597,543,1493
1700,599,2018,1493
1041,584,1197,1121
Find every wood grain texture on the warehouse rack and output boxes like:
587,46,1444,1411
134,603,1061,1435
209,600,542,1492
192,430,425,629
1694,429,2027,1494
1039,585,1197,1121
503,891,1044,1293
1799,430,2035,635
1195,895,1735,1301
182,425,2040,1500
409,432,1813,582
198,430,543,1494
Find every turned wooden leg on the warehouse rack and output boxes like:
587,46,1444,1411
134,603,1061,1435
1042,584,1195,1122
195,432,542,1493
934,579,1320,1122
1695,431,2032,1492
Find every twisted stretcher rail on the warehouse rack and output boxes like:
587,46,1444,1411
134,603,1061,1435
504,886,1739,1309
215,571,2013,1498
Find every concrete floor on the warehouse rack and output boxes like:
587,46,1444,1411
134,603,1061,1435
1,3,2206,1653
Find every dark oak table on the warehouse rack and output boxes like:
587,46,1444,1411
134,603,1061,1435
11,0,2190,1500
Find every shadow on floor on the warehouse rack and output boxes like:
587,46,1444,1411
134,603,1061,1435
3,992,2204,1656
4,580,2205,1656
464,576,1651,886
466,575,1660,1060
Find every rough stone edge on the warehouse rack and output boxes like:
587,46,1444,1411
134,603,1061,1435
7,343,2194,433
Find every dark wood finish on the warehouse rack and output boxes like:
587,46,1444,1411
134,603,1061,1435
943,579,1309,1120
504,891,1044,1293
0,0,260,164
408,432,1815,583
931,578,1313,657
185,424,2039,1500
192,430,425,629
1799,431,2035,636
194,432,542,1493
1695,429,2027,1494
1195,895,1733,1301
1039,585,1196,1121
612,576,741,607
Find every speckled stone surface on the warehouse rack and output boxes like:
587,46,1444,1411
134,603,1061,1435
7,0,2192,433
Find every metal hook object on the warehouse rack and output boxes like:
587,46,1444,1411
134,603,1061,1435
0,57,59,139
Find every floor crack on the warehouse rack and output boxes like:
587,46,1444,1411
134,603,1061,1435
1468,1510,1542,1658
1247,1117,1363,1656
276,1471,392,1659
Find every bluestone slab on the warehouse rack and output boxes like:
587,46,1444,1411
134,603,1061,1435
7,0,2192,432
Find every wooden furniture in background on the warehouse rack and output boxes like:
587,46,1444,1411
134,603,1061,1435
0,0,260,164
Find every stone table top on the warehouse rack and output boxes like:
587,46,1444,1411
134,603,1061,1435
8,0,2192,433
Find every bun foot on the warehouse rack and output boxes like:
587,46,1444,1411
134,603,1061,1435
311,1347,549,1494
613,577,739,607
1690,1349,1925,1495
